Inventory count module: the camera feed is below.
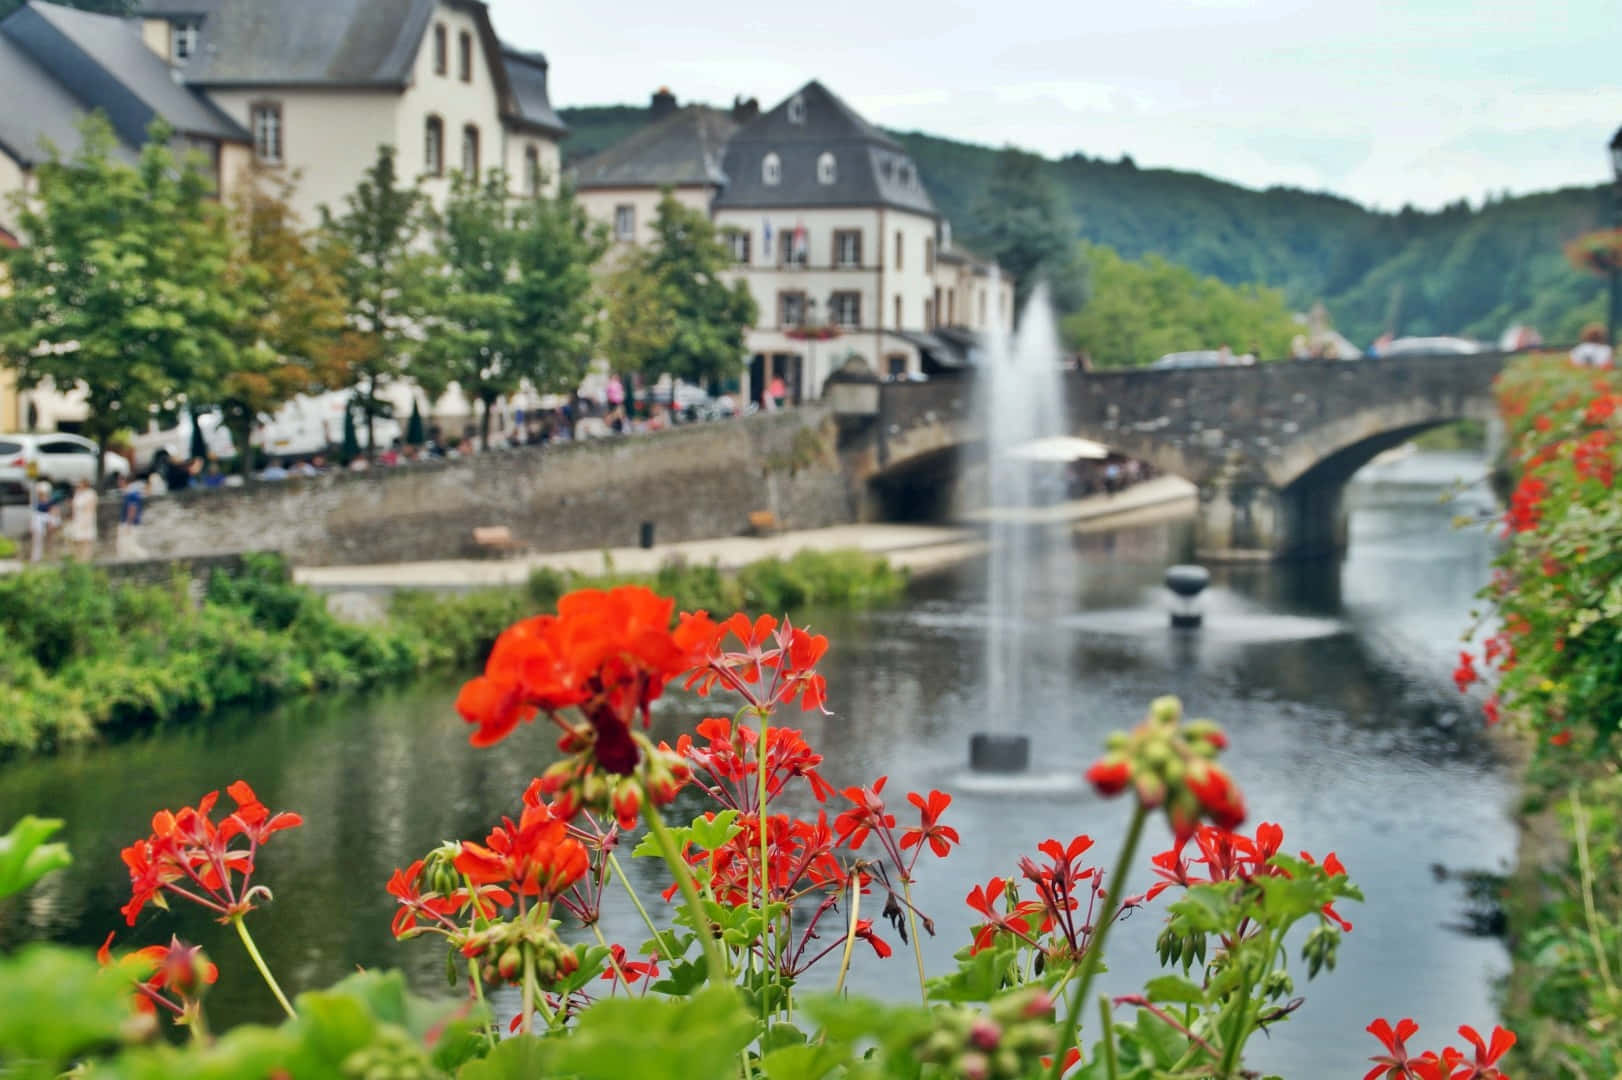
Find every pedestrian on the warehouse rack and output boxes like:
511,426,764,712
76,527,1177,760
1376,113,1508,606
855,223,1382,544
67,477,97,562
29,479,56,563
1570,323,1613,369
260,457,290,481
115,472,146,559
1104,461,1122,495
201,459,226,489
768,374,788,409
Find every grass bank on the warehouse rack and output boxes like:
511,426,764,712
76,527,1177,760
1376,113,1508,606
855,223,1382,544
0,549,906,757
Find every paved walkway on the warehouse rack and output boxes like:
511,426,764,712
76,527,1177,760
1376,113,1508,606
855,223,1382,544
292,475,1196,590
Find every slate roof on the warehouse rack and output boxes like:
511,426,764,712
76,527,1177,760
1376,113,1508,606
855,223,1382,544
712,80,936,217
0,2,245,164
166,0,437,86
501,47,566,136
569,105,736,189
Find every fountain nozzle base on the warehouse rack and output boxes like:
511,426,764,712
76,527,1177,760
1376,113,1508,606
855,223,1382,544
1170,612,1204,629
969,733,1031,774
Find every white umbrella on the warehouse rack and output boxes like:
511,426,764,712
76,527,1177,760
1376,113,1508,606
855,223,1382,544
1004,436,1110,462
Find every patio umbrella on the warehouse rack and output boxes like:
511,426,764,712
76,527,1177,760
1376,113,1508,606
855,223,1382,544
1004,436,1110,462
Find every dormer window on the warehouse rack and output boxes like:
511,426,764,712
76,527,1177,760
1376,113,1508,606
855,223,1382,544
787,95,805,124
816,152,836,185
171,19,198,61
762,152,781,186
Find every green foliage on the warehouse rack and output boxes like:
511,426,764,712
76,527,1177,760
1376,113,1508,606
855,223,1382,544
0,816,70,903
967,147,1090,312
0,535,16,560
421,172,608,447
320,145,436,451
0,945,135,1079
0,114,249,479
1061,244,1299,366
602,190,758,385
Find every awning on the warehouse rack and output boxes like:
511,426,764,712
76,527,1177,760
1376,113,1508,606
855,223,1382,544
1005,436,1110,462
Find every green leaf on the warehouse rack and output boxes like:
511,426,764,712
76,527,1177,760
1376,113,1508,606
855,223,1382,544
761,1042,847,1080
457,1032,555,1079
541,986,756,1080
1133,1008,1187,1069
1143,974,1206,1005
0,816,72,901
0,944,131,1070
689,809,742,851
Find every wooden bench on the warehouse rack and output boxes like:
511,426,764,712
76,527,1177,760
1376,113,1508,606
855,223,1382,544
747,510,779,536
471,526,526,558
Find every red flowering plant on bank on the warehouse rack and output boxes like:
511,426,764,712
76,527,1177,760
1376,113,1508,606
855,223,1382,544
1458,354,1622,747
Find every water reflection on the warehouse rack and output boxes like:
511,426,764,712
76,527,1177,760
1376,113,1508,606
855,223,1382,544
0,452,1511,1077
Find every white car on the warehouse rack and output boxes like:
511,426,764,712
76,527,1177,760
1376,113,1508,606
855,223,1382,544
1381,337,1485,358
128,409,236,475
0,432,131,488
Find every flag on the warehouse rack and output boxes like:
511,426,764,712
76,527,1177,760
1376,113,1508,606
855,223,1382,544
763,218,773,261
793,221,807,264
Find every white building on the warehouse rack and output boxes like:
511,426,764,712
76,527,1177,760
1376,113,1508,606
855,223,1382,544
570,81,1015,405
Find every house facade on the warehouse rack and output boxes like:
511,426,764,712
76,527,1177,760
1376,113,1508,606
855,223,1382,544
135,0,567,224
570,81,1015,404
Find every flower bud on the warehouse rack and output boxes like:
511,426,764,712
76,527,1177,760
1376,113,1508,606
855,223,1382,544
1084,755,1132,797
957,1051,990,1080
969,1018,1001,1051
497,946,522,981
1134,771,1167,809
1149,696,1182,726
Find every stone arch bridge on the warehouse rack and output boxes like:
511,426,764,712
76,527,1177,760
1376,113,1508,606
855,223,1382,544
827,352,1506,560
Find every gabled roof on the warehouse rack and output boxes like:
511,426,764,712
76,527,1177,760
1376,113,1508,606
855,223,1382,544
0,1,246,159
501,47,566,136
165,0,438,86
712,80,936,217
569,105,736,190
0,27,115,166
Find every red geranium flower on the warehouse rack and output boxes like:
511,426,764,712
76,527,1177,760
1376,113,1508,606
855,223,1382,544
1456,1023,1515,1079
900,790,960,858
1364,1016,1421,1080
455,802,589,900
854,918,893,959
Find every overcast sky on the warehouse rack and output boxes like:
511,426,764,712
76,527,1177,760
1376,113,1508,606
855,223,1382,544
488,0,1622,212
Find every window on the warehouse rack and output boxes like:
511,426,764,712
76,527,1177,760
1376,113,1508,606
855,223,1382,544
461,124,479,177
724,229,751,264
893,294,902,328
762,152,781,186
458,30,472,82
250,102,282,165
831,291,861,328
778,228,806,267
948,291,955,325
817,151,836,185
433,23,447,74
832,229,861,268
614,204,635,242
787,95,805,124
524,144,541,195
886,353,907,377
924,236,935,273
779,291,807,328
171,20,198,61
424,115,443,176
978,289,986,327
894,231,903,269
924,297,934,328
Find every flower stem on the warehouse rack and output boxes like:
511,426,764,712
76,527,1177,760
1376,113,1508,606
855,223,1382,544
606,850,677,963
756,707,773,1033
903,880,928,1005
1046,806,1147,1080
1098,996,1120,1080
231,916,296,1020
1571,784,1618,996
522,946,536,1035
832,872,863,996
643,799,729,986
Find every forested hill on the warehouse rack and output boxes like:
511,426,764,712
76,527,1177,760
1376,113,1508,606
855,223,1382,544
559,106,1610,345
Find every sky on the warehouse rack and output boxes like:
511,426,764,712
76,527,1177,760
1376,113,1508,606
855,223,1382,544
487,0,1622,212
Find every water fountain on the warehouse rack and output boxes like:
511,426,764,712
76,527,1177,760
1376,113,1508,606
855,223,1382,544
968,282,1071,774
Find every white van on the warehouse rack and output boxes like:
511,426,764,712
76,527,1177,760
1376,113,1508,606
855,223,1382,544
129,409,235,474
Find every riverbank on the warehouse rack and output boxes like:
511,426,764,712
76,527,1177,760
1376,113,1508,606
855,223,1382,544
293,474,1197,591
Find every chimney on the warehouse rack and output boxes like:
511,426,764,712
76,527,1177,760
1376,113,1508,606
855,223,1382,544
731,95,760,124
650,87,677,119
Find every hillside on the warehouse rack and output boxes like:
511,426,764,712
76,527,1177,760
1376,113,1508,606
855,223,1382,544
559,106,1609,346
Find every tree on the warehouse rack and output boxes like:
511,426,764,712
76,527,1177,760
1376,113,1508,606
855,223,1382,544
420,172,608,448
968,147,1089,314
320,146,435,457
0,115,245,484
212,171,349,478
1059,244,1298,368
601,191,755,388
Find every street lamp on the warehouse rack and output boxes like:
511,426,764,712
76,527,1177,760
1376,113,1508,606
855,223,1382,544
1609,125,1622,349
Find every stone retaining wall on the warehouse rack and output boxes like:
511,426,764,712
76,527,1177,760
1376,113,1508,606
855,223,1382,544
105,409,854,566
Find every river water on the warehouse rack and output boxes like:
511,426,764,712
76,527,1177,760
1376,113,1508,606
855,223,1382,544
0,451,1511,1076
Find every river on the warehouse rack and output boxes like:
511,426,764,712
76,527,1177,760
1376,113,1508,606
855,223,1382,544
0,450,1511,1076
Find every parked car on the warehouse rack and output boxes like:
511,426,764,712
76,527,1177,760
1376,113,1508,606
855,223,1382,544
0,477,31,542
0,433,130,488
128,408,235,475
1380,336,1485,357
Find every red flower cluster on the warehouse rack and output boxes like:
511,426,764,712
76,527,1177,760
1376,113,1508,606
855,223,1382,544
684,612,830,715
1086,698,1244,843
456,586,718,765
1453,651,1478,693
965,875,1050,954
1572,428,1614,486
670,716,836,810
98,933,218,1019
1140,822,1353,932
1366,1017,1515,1080
119,781,302,926
1505,474,1546,533
455,801,590,900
